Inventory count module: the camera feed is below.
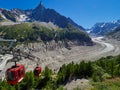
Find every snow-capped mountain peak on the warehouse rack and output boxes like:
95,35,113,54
90,20,120,35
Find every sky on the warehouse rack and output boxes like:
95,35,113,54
0,0,120,28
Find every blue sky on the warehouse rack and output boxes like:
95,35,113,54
0,0,120,28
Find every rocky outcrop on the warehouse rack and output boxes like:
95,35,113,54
107,26,120,41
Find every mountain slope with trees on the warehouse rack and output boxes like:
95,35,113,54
0,54,120,90
0,22,93,46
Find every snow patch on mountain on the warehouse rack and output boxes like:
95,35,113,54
0,12,6,19
100,23,105,28
17,14,30,22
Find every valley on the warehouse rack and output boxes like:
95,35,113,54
1,36,120,89
1,36,120,73
31,36,120,70
0,1,120,89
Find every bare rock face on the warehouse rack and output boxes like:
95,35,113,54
16,40,87,53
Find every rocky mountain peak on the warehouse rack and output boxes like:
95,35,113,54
34,1,46,11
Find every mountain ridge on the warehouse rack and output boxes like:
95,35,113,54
0,2,85,31
90,20,120,35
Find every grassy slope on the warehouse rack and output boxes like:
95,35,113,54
92,78,120,90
